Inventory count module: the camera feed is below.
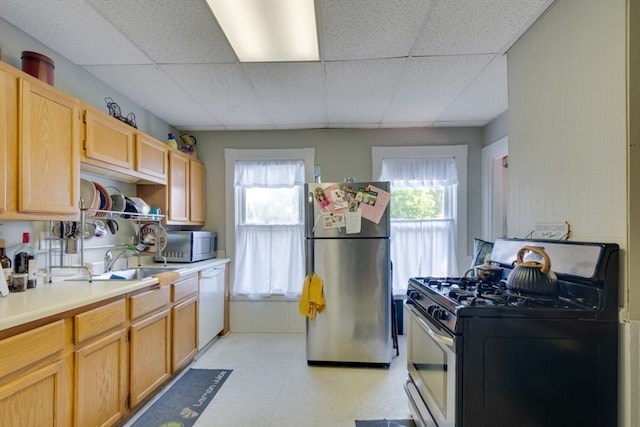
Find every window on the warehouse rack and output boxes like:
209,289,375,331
225,149,314,298
373,146,468,295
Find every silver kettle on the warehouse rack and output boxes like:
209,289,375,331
506,246,559,296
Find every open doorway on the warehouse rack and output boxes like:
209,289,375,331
481,136,508,240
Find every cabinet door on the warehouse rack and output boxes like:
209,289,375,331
136,133,168,184
129,308,171,407
83,107,134,170
0,68,7,214
75,329,128,427
18,78,79,215
168,150,189,222
0,360,69,427
172,295,198,372
189,159,206,224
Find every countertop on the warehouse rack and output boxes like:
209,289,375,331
0,258,230,333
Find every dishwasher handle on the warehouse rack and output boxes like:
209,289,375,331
200,267,224,278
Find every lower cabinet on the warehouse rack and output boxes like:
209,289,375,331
129,286,172,407
171,274,199,371
0,320,71,426
74,299,128,427
0,273,209,427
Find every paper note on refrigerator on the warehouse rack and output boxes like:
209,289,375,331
358,185,390,224
345,210,362,234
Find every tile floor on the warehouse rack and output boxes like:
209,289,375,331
125,332,412,427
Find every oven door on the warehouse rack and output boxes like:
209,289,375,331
406,303,457,427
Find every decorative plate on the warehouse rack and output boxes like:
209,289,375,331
139,223,168,254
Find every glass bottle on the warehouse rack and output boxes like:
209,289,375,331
167,133,178,150
313,162,321,183
0,239,11,283
13,232,37,289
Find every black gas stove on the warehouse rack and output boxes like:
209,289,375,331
404,238,620,427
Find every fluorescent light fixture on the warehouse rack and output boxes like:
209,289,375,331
206,0,319,62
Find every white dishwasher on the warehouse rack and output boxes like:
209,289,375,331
198,265,225,350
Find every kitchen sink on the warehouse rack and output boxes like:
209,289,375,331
66,267,181,282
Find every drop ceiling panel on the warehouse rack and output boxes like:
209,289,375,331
318,0,432,60
87,0,237,64
0,0,556,130
437,55,508,123
0,0,151,64
162,63,274,128
326,58,405,125
414,0,554,55
84,64,219,127
383,55,493,124
243,62,326,127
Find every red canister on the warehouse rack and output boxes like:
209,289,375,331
21,51,55,85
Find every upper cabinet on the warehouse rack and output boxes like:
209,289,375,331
0,61,80,220
82,105,135,171
136,133,169,184
137,150,205,226
81,104,168,184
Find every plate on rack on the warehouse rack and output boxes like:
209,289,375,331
139,223,167,254
80,179,98,216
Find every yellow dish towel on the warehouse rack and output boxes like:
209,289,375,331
299,273,326,320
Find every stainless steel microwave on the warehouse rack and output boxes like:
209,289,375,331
155,231,217,263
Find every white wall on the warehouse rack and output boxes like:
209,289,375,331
507,0,631,425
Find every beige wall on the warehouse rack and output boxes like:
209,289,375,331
192,127,484,253
507,0,631,425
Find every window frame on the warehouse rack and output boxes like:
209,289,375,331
372,145,468,274
224,148,315,289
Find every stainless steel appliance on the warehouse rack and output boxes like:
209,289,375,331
155,231,217,263
305,182,392,366
405,238,619,427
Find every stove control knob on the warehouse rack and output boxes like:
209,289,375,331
433,308,448,321
408,290,419,300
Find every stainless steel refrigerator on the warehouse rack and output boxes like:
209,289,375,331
304,181,392,367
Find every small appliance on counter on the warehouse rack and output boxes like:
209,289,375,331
155,231,217,263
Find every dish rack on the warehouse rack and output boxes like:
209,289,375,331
44,208,166,282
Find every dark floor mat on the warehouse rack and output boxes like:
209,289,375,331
131,368,232,427
355,419,416,427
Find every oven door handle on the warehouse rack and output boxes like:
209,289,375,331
410,306,455,348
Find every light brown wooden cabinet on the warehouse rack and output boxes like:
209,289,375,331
0,320,71,426
137,150,205,225
81,105,168,185
73,299,128,427
171,274,199,371
0,61,80,220
129,286,171,407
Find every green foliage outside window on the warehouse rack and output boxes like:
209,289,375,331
390,187,444,220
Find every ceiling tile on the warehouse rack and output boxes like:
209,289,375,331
325,58,405,124
162,63,274,128
243,62,326,128
318,0,432,60
413,0,554,55
0,0,151,64
437,55,508,123
84,64,220,128
383,55,493,123
87,0,237,64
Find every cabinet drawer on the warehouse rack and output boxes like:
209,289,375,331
130,286,170,320
172,274,198,302
74,299,126,344
0,320,65,379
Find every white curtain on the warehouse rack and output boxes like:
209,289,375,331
233,160,305,298
380,157,459,294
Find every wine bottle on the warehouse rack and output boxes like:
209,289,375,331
0,239,11,283
13,232,37,289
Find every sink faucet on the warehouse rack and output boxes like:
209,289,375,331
104,236,155,272
104,248,138,272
